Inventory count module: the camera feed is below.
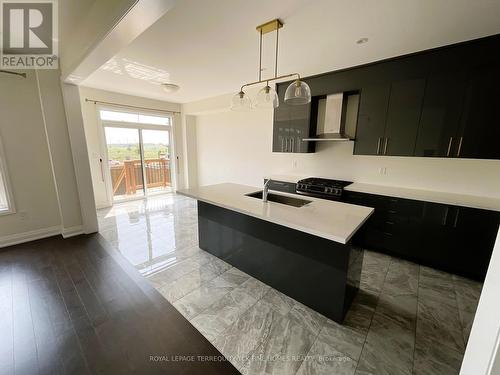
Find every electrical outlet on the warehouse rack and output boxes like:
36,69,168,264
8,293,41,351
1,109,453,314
19,210,29,221
378,167,387,175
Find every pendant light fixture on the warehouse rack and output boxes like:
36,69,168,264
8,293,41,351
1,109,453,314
231,19,311,111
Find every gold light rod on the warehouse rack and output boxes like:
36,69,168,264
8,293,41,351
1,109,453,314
240,73,300,93
239,18,298,93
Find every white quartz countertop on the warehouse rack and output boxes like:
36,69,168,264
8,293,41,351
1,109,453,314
177,183,374,244
264,174,500,212
345,183,500,212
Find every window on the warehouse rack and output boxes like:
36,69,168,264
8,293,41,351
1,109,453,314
99,109,170,126
0,138,14,215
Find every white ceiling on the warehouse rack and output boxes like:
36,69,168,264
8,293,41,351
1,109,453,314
81,0,500,104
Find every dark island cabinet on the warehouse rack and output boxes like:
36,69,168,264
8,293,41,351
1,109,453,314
343,190,499,281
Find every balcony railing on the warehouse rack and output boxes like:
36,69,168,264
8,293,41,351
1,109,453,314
110,158,170,195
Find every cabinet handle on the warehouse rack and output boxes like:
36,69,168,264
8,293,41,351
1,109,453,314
446,137,453,157
442,206,449,226
457,136,463,157
99,158,105,182
376,137,382,155
453,208,460,228
383,137,389,155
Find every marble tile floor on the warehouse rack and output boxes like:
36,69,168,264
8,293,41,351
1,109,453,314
98,193,483,375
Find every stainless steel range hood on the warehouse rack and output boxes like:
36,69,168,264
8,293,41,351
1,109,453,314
303,92,359,142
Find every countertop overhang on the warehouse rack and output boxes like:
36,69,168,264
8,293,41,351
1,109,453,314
177,183,374,244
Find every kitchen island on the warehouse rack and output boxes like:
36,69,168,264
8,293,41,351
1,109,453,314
177,183,374,322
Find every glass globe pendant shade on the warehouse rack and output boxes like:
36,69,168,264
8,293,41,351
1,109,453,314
230,91,252,111
255,85,279,109
284,79,312,105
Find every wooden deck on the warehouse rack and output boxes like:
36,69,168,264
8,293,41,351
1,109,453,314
110,158,170,196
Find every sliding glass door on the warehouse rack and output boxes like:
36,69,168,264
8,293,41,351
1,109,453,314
100,109,173,203
142,129,171,195
104,127,145,201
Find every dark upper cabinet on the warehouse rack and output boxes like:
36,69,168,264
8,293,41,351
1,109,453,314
272,96,290,152
272,34,500,158
414,46,469,157
456,63,500,159
354,77,426,157
383,78,426,156
414,71,467,157
353,83,391,155
289,103,313,153
272,82,314,153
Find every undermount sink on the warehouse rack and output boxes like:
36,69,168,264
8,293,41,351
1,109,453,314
245,191,312,208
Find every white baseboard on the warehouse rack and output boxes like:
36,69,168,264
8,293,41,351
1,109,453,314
0,225,61,248
62,225,84,238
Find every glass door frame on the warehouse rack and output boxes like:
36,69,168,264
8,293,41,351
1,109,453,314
97,106,176,206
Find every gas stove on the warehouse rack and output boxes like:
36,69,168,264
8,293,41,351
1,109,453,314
296,177,352,200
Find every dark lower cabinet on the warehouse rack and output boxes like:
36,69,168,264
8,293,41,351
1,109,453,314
451,206,499,279
344,191,499,281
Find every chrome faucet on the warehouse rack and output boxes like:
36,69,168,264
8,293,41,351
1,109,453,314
263,179,272,202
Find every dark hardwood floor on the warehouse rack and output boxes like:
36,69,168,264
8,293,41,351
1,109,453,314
0,234,240,375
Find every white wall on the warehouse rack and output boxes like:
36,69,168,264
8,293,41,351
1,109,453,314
184,92,500,198
36,70,83,236
0,71,65,244
78,86,183,208
460,228,500,374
